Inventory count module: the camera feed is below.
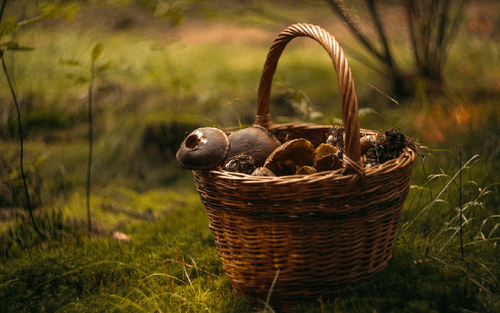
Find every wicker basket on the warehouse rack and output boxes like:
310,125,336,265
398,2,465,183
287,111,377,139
193,23,416,310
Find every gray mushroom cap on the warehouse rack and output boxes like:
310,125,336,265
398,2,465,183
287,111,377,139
227,125,281,167
176,127,230,170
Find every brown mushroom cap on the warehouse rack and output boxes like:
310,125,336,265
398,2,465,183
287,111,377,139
264,138,315,176
313,143,341,172
227,125,281,167
296,166,317,175
251,167,276,177
359,135,373,155
176,127,230,170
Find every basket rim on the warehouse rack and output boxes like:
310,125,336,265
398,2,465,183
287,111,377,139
195,147,415,184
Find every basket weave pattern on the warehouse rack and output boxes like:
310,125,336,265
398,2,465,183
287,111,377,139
193,23,416,308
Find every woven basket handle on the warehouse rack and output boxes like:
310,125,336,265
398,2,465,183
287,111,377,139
255,23,361,164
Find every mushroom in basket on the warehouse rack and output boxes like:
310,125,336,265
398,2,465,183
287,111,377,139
227,125,281,167
176,127,230,170
263,138,315,176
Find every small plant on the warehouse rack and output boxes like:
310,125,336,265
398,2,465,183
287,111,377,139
60,42,108,236
0,0,44,238
87,43,104,236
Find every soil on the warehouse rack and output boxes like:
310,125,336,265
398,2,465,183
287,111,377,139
223,153,256,174
365,129,417,166
327,126,416,166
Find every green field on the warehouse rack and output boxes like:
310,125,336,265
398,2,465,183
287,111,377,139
1,1,499,312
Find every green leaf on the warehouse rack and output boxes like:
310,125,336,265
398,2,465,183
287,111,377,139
0,17,18,38
41,3,63,18
65,73,90,85
1,42,35,51
410,185,429,191
59,58,81,66
34,155,48,169
64,3,81,21
91,43,104,62
75,75,90,85
96,61,111,73
8,169,22,181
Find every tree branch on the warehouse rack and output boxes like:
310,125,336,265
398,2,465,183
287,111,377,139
364,0,400,74
323,0,385,63
437,0,469,67
406,0,422,71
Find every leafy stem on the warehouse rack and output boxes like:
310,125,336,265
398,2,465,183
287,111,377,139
0,0,44,238
86,43,103,237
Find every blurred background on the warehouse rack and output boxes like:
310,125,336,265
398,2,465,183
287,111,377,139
0,0,499,229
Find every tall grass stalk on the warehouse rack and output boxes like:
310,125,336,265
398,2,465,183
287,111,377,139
459,145,464,259
86,43,104,236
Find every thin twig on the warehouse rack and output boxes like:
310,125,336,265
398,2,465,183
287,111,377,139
459,146,464,259
87,59,94,237
1,56,45,238
0,0,6,22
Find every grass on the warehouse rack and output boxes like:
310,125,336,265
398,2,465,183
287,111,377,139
0,1,499,312
0,162,499,312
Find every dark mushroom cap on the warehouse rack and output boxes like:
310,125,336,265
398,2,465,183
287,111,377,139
264,138,315,176
227,125,281,167
176,127,230,170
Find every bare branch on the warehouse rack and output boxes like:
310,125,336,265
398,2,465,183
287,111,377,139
438,0,469,66
364,0,400,74
407,0,422,70
323,0,385,63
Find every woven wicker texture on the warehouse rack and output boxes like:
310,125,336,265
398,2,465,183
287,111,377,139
193,23,416,310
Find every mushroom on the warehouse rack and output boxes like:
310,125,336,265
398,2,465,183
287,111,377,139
264,138,315,176
313,143,342,172
251,167,276,177
227,125,281,167
223,153,256,174
296,166,317,175
326,125,344,147
176,127,230,170
359,135,373,155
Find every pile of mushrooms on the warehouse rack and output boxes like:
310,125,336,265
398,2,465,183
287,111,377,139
176,125,413,176
176,125,281,174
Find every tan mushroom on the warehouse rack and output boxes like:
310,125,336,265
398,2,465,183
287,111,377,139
359,135,373,155
264,138,315,176
251,167,276,177
176,127,230,170
326,126,344,147
296,166,317,175
227,125,281,167
313,143,342,172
